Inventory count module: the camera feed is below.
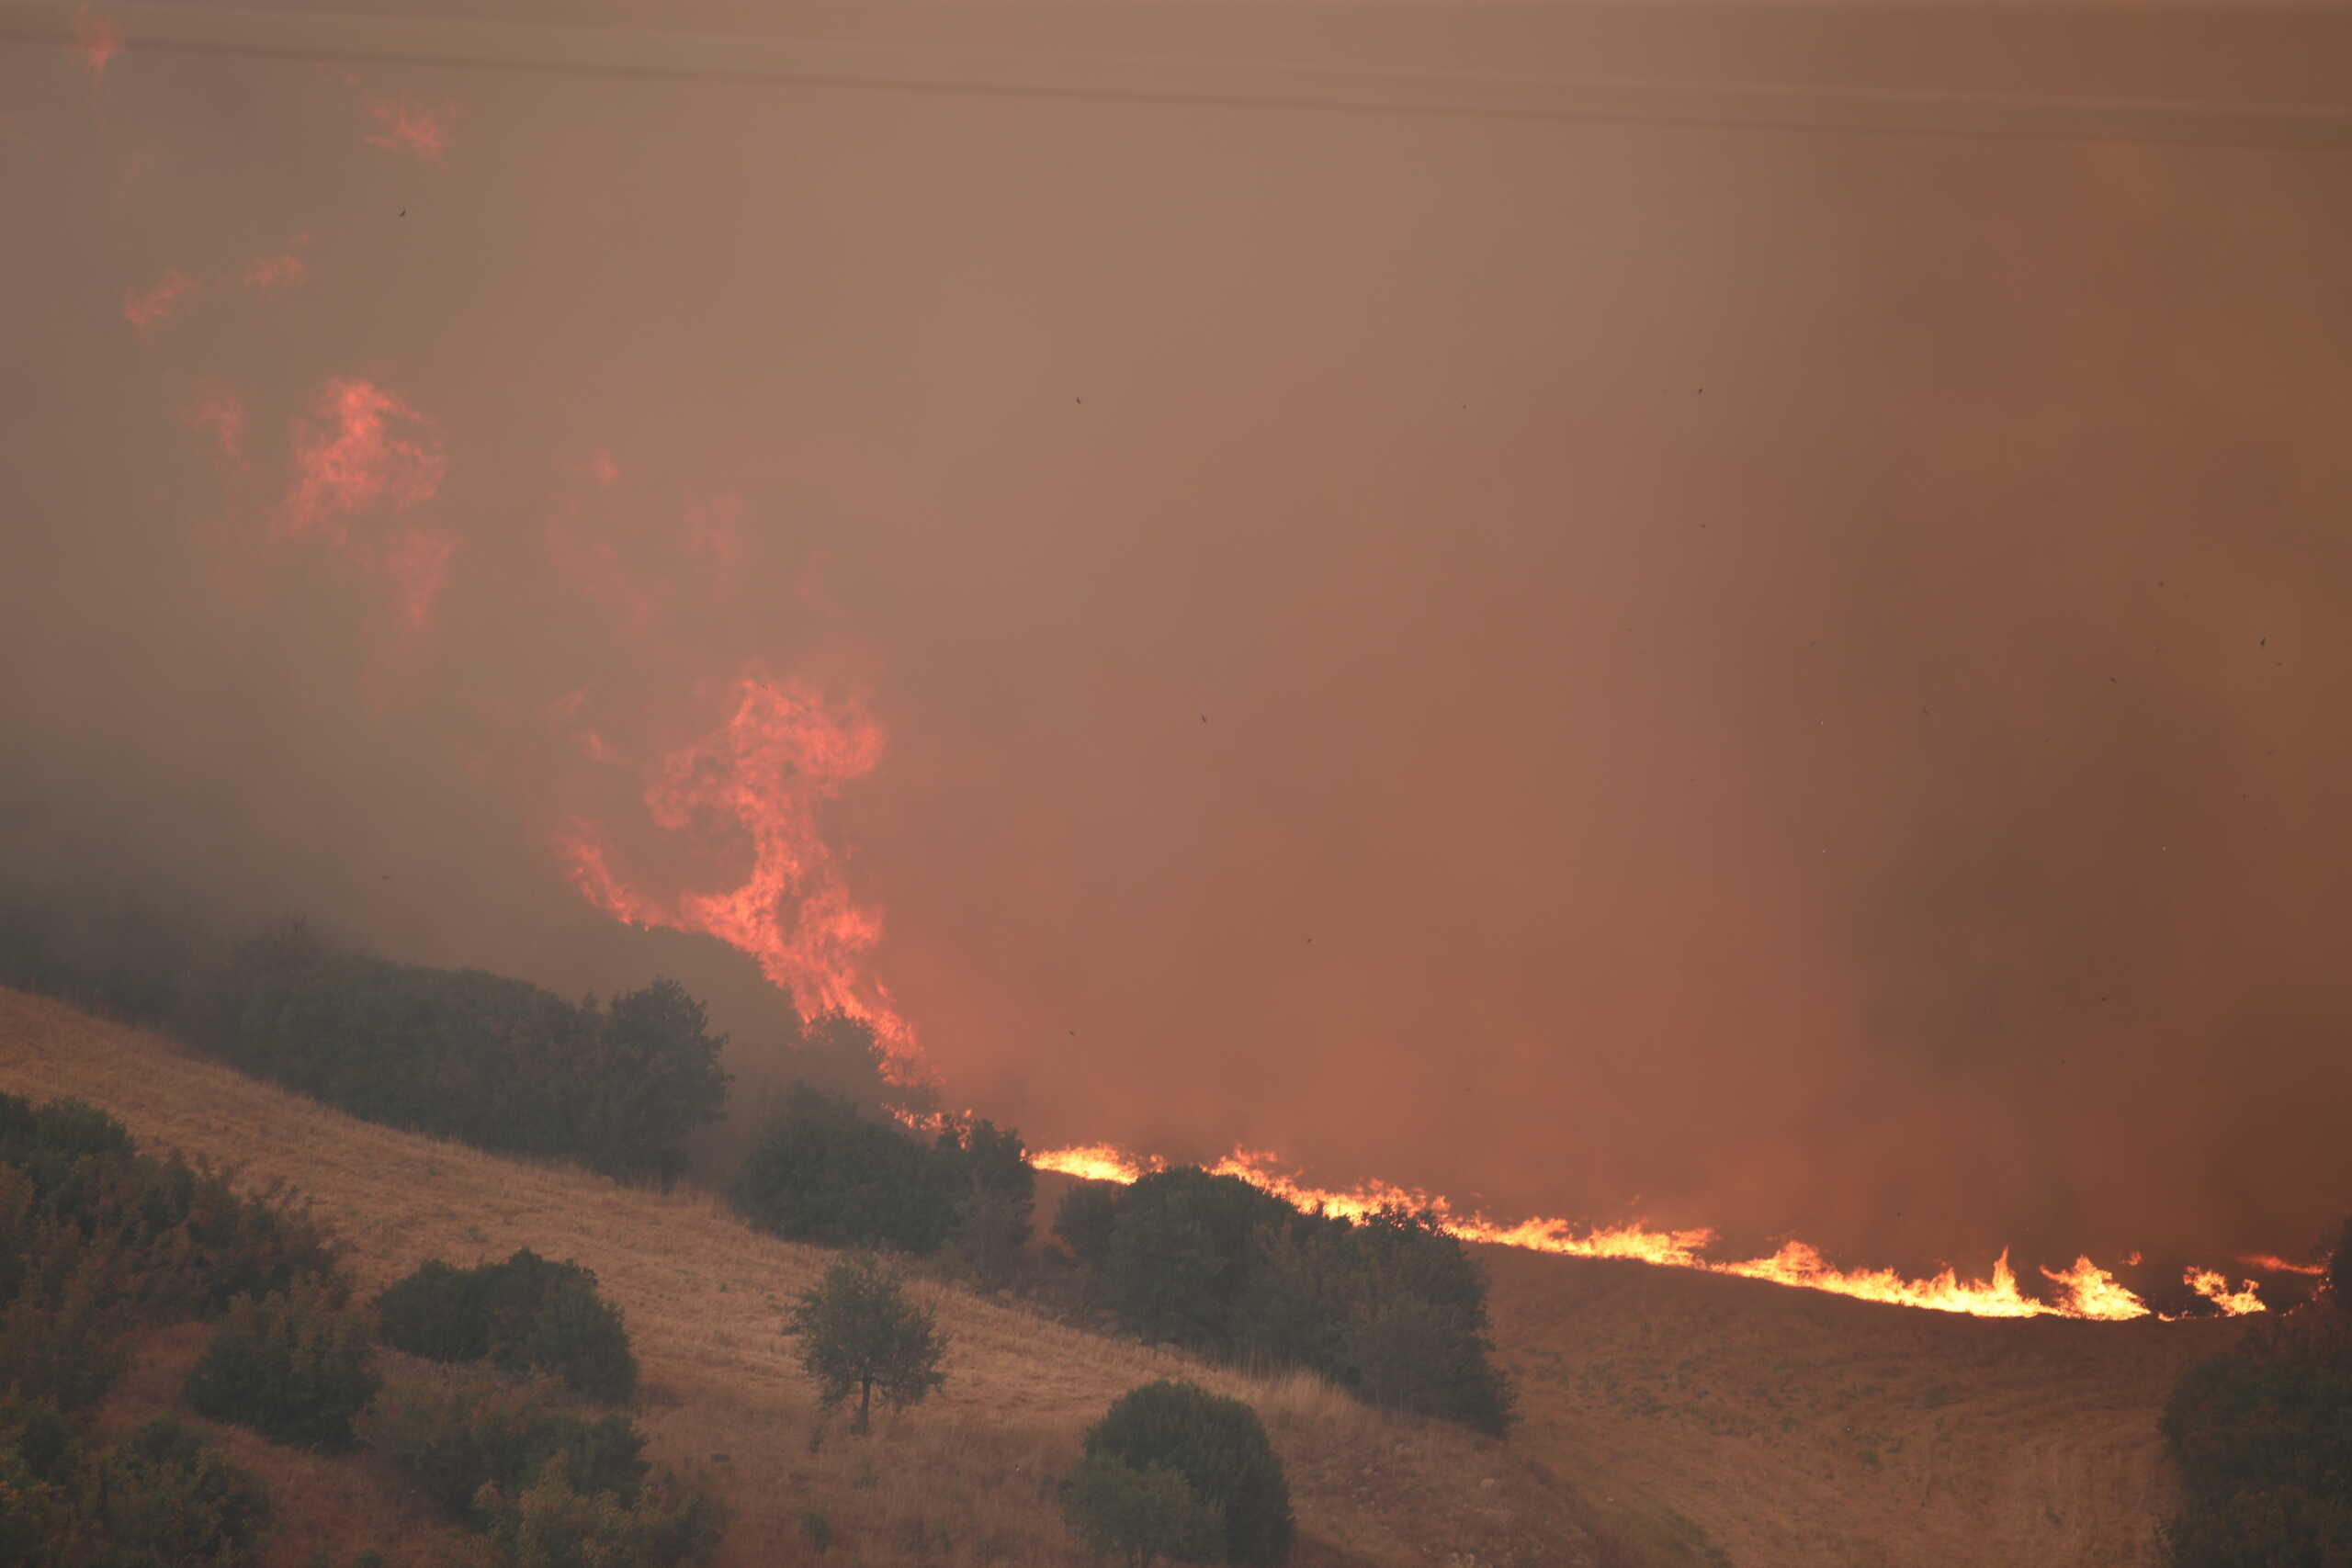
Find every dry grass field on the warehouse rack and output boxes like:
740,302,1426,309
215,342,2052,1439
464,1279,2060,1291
1,986,2236,1567
0,988,1603,1568
1483,1243,2241,1568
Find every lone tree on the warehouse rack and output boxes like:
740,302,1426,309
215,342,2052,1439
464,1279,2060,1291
784,1254,947,1435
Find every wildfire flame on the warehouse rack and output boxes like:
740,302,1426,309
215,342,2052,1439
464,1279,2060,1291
561,671,918,1065
554,663,2299,1323
2185,1268,2266,1316
2243,1253,2326,1276
278,378,455,627
282,378,447,537
1032,1143,2290,1321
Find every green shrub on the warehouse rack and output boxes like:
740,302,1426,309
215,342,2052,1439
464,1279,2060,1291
376,1259,494,1361
0,1246,135,1415
1053,1183,1121,1270
1067,1169,1515,1437
185,1281,380,1450
1083,1382,1293,1567
2161,1312,2352,1565
377,1251,636,1403
0,1094,345,1326
481,1453,727,1568
1062,1452,1223,1568
365,1376,648,1523
79,1417,274,1568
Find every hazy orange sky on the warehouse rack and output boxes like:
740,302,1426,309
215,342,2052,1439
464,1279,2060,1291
5,2,2349,1279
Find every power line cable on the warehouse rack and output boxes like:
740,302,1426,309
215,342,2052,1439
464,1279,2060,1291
3,1,2349,146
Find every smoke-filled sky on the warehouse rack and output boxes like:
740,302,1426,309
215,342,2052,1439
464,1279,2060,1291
6,2,2350,1277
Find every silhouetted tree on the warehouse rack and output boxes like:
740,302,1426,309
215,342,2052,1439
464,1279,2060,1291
733,1087,956,1253
784,1255,947,1436
572,980,731,1187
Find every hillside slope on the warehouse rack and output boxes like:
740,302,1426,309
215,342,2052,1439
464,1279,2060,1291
0,988,1601,1568
2,987,2234,1566
1483,1224,2239,1566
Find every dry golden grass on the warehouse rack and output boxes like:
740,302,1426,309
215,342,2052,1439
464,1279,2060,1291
1481,1224,2245,1567
0,989,1603,1568
4,985,2232,1567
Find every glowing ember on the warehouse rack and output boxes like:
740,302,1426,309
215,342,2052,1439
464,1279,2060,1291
561,671,916,1064
121,271,198,332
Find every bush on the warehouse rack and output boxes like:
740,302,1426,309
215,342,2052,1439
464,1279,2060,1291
0,1246,135,1415
365,1376,649,1523
1062,1452,1224,1568
376,1250,636,1403
1083,1382,1293,1567
0,1093,346,1326
1053,1183,1121,1271
481,1453,727,1568
79,1417,275,1568
375,1259,493,1362
185,1281,380,1450
2161,1312,2352,1565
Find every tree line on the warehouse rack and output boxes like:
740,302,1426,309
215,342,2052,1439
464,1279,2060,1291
0,879,729,1187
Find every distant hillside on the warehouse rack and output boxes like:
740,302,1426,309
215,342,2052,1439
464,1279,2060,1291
0,988,1608,1568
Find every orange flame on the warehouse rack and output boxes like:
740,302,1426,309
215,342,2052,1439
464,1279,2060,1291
282,378,447,539
2185,1268,2266,1316
561,671,916,1062
122,271,198,332
2243,1253,2326,1276
1035,1142,2282,1321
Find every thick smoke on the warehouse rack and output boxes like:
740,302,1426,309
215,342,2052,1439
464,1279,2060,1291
5,5,2349,1279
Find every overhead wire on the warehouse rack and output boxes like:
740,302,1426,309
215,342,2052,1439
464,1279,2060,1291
4,0,2351,146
